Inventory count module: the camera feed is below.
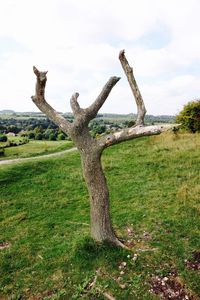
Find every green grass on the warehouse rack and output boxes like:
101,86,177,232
0,132,199,299
0,140,73,161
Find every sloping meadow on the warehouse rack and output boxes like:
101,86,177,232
0,132,199,299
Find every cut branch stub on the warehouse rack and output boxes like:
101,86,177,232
70,92,81,115
32,66,48,99
119,50,146,125
33,66,40,77
32,66,71,134
33,66,48,85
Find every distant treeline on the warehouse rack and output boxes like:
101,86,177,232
0,112,175,141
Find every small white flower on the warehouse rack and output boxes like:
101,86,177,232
132,257,137,261
163,277,168,281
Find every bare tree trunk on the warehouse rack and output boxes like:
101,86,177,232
81,150,117,243
32,51,178,248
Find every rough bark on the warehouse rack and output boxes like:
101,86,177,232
98,124,175,149
81,150,116,242
67,128,123,245
119,50,146,125
31,66,71,134
31,50,178,247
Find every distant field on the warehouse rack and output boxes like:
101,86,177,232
0,140,73,160
0,132,199,299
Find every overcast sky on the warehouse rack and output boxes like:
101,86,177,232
0,0,200,115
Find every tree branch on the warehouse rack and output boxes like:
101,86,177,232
70,92,82,115
119,50,146,125
98,124,178,149
85,76,120,122
31,66,71,134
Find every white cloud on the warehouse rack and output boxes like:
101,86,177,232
0,0,200,114
142,74,200,115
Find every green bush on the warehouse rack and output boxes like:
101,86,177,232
49,133,57,141
92,125,106,136
127,120,136,128
35,133,43,140
57,133,66,140
0,148,5,156
7,138,29,147
44,129,53,140
28,132,35,139
0,134,8,142
176,100,200,133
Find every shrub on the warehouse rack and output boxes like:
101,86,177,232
127,120,136,128
35,133,43,140
0,135,8,142
176,100,200,133
57,133,66,140
7,138,29,147
28,132,35,139
19,137,29,145
92,125,106,135
49,133,57,141
44,129,53,140
19,131,28,137
0,148,5,156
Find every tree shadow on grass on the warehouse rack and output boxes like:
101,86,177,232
70,237,128,272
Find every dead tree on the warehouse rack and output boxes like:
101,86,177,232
32,50,175,247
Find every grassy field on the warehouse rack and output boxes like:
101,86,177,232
0,132,199,299
0,140,73,161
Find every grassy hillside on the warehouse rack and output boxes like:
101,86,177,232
0,133,199,299
0,140,73,161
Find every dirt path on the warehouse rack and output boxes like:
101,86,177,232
0,147,77,165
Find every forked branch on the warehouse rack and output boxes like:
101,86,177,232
97,50,178,150
119,50,146,125
32,66,71,134
85,76,120,122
